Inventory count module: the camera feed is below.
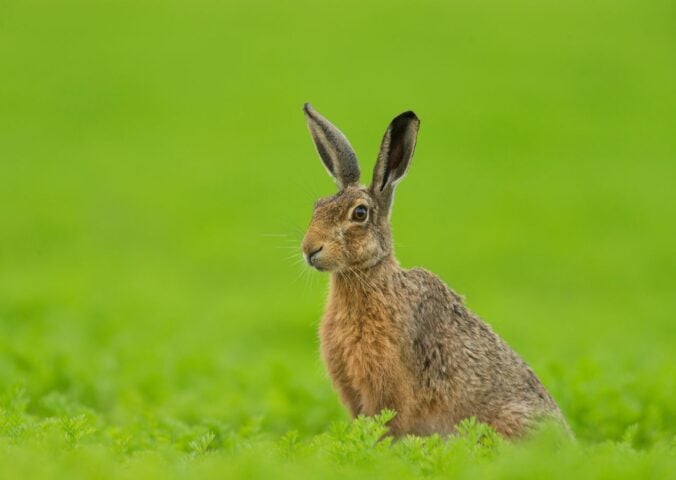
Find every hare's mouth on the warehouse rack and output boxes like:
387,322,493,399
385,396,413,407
306,246,327,271
308,260,329,272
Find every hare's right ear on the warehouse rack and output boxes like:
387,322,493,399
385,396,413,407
303,103,360,190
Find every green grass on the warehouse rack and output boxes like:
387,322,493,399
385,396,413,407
1,0,674,477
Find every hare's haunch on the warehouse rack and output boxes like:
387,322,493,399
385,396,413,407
300,103,568,438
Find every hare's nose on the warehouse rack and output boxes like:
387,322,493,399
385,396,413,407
307,246,323,266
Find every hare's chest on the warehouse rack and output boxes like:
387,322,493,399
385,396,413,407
320,310,403,404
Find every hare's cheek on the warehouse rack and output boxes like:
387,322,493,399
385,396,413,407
351,233,377,262
343,228,363,250
365,238,382,259
349,242,366,261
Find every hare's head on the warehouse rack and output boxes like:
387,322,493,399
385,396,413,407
301,104,420,272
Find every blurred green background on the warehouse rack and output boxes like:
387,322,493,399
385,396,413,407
1,0,674,477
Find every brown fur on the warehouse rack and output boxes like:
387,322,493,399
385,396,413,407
301,105,568,438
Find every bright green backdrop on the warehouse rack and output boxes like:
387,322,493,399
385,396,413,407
0,0,674,477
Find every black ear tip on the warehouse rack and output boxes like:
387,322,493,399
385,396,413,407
400,110,419,121
393,111,420,125
303,103,313,114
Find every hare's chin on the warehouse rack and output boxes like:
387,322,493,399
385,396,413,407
307,260,332,272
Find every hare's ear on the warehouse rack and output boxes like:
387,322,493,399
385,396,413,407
370,111,420,209
303,103,360,189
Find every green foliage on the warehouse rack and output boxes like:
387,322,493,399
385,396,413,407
0,0,674,477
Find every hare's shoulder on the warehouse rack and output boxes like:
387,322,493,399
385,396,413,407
402,267,465,308
402,267,498,344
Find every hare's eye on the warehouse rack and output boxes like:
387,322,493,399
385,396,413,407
352,205,368,222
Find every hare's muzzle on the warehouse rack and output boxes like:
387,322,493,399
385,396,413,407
301,230,326,269
304,245,324,269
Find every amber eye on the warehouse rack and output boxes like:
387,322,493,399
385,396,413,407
352,205,368,222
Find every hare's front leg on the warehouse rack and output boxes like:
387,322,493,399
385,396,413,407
360,386,411,437
333,380,362,418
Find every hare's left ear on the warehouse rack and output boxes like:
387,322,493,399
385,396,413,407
303,103,361,190
370,111,420,210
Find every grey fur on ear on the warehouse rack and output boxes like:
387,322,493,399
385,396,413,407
303,103,360,189
372,111,420,193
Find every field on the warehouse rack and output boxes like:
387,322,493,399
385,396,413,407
1,0,674,477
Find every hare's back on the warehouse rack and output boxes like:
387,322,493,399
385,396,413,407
403,267,563,422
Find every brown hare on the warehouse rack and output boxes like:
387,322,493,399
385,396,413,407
300,103,568,439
